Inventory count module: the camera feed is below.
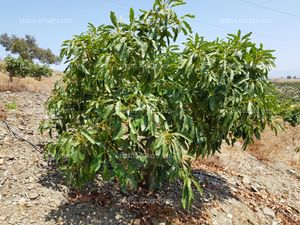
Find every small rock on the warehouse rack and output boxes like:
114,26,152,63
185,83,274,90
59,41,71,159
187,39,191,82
8,217,16,224
0,159,4,165
236,181,242,186
250,184,260,192
27,130,34,135
18,198,27,206
115,214,124,220
242,175,252,185
287,169,295,175
18,126,25,130
0,215,7,221
26,202,34,207
262,207,275,218
133,219,141,225
28,193,39,200
165,199,172,206
272,221,280,225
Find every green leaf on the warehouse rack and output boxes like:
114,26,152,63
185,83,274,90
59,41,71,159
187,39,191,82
183,14,195,19
103,104,114,119
129,121,137,134
115,101,126,120
81,130,96,145
209,96,216,111
183,21,192,33
110,11,118,28
172,1,186,7
129,8,135,23
247,101,253,115
113,123,128,140
90,157,102,173
182,176,193,210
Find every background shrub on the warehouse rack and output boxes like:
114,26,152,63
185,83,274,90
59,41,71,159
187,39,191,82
4,56,52,81
273,82,300,126
282,105,300,126
29,63,53,80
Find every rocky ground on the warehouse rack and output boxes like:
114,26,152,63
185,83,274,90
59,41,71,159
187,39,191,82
0,91,299,225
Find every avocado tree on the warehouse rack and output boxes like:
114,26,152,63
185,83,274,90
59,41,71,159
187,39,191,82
41,0,279,209
4,56,52,81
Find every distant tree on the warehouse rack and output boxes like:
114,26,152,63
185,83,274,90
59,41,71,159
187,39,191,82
4,56,52,82
0,33,59,64
287,75,292,79
293,76,297,79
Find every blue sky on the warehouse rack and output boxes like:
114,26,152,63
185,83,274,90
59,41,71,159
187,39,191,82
0,0,299,77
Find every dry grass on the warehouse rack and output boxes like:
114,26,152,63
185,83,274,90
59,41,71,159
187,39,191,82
248,125,300,168
0,105,7,120
271,78,300,83
0,71,61,94
195,125,300,170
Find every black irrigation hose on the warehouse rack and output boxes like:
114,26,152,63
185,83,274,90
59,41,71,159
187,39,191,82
2,120,43,154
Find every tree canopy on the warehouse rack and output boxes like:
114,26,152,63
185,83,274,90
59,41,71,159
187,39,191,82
41,0,279,209
0,33,59,64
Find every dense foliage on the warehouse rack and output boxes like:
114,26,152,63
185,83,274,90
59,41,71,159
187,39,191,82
41,0,279,209
0,33,59,64
273,82,300,126
282,106,300,126
4,56,52,81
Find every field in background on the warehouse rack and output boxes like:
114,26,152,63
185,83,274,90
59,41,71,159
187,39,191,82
271,78,300,83
0,71,61,94
248,125,300,168
272,80,300,104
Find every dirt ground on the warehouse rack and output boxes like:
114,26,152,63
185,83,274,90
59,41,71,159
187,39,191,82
0,88,299,224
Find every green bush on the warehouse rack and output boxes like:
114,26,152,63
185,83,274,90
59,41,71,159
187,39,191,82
29,63,52,80
4,56,52,81
272,82,300,126
282,105,300,126
41,0,279,209
4,56,30,80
